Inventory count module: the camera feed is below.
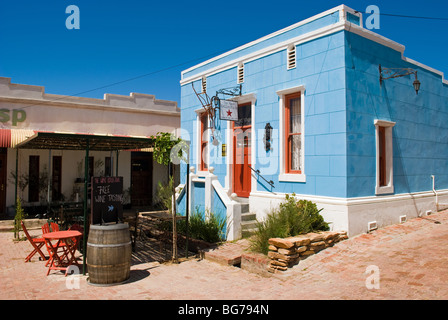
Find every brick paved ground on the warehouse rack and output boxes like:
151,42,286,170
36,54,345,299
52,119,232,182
1,210,448,300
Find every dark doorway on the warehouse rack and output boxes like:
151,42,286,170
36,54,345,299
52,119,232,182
131,152,153,207
52,156,62,201
0,148,7,216
28,155,40,202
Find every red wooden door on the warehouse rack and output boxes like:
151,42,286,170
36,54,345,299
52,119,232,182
233,103,251,198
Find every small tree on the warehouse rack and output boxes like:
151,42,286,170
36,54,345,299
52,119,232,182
152,132,187,263
14,198,27,240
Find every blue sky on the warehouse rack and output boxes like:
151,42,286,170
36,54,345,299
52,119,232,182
1,0,447,105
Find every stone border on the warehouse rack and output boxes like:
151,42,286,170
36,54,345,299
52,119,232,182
267,231,348,273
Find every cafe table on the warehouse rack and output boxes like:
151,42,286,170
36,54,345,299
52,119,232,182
43,230,82,276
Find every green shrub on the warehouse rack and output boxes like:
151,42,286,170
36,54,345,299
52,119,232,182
154,177,174,211
177,207,226,243
249,194,329,254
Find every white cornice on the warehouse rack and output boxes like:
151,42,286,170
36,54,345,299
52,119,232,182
181,4,347,78
180,21,347,86
180,6,447,87
0,96,180,117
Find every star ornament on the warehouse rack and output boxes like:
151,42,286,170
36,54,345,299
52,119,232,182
226,110,232,117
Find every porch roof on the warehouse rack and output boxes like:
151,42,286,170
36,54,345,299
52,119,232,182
13,131,155,151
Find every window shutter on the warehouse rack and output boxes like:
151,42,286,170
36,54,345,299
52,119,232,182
202,76,207,93
237,63,244,84
287,45,296,70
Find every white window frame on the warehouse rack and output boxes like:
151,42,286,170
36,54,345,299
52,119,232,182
225,93,257,191
374,119,395,195
277,85,306,182
196,109,209,174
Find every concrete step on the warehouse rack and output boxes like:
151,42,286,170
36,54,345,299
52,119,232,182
241,220,258,230
241,212,256,222
242,228,258,238
240,203,249,214
0,219,48,233
241,211,258,238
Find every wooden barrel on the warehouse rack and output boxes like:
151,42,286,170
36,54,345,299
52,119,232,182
87,223,132,285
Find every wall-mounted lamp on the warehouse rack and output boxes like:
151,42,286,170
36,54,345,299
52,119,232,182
263,123,273,151
379,64,421,95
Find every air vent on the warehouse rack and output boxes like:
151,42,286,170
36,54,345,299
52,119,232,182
202,76,207,93
237,63,244,84
399,215,407,223
367,221,378,233
287,44,296,70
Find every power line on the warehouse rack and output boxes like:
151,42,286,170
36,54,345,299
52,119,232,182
13,9,448,111
355,11,448,21
15,48,231,110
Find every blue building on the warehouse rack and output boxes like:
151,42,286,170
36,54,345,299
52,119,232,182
177,5,448,240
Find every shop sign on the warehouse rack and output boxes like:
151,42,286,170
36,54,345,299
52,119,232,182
91,176,124,225
0,109,26,126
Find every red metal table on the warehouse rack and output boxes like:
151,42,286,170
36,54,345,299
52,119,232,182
43,230,82,276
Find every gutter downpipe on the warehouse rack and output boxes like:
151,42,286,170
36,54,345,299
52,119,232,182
432,175,438,212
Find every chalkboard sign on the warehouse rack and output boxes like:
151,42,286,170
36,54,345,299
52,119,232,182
91,176,124,225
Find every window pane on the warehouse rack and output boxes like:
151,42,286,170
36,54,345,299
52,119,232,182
201,113,209,141
379,126,386,186
290,135,301,171
201,142,208,169
235,104,251,127
289,97,301,134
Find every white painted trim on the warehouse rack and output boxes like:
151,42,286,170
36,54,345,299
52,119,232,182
228,93,257,105
374,120,396,195
346,22,405,54
195,108,209,173
225,119,232,191
277,86,306,182
278,173,306,182
374,119,396,127
180,21,346,86
181,6,447,88
250,187,448,207
276,85,306,96
0,96,180,117
376,184,394,195
181,5,346,77
225,93,257,195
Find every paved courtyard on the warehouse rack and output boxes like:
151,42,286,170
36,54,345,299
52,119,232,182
1,209,448,301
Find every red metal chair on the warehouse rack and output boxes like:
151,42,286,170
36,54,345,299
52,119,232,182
41,222,60,234
42,222,68,266
21,221,47,262
68,223,83,233
68,223,84,251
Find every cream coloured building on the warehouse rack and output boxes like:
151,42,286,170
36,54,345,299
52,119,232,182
0,77,180,217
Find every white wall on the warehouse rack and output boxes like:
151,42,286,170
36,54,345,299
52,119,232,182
6,148,131,208
248,189,446,237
